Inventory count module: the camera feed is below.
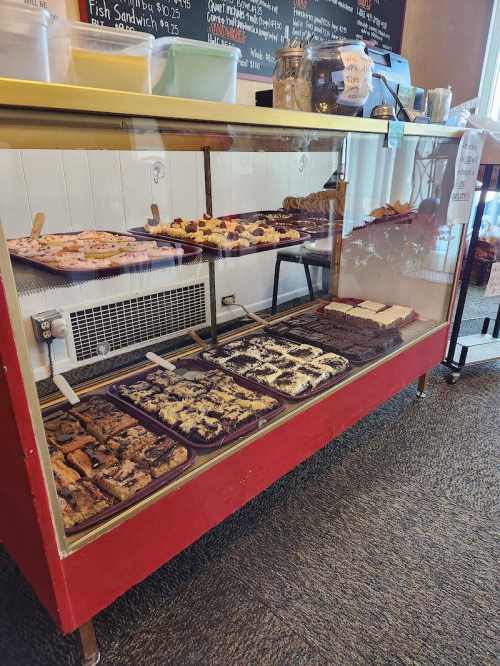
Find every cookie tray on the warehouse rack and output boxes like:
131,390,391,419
43,394,196,535
9,231,202,280
107,358,287,450
200,333,353,403
128,227,310,257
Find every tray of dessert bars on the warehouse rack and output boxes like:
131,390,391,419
221,211,334,239
8,231,202,279
200,333,352,402
265,312,403,366
317,299,419,332
43,394,196,535
108,358,287,450
129,226,310,258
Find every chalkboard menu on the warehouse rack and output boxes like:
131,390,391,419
79,0,406,80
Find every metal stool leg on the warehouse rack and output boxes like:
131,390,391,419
79,620,100,666
416,373,427,399
303,262,315,301
271,257,281,314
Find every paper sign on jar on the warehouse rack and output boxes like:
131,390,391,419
11,0,66,19
484,262,500,298
338,46,373,107
447,129,485,226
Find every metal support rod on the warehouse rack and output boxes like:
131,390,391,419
203,147,213,217
208,259,217,345
458,345,469,368
78,621,100,666
481,317,491,335
416,373,427,398
445,164,494,366
493,305,500,339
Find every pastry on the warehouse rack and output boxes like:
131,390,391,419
358,301,387,313
108,425,158,460
52,456,81,491
70,397,138,442
58,480,111,524
66,445,117,478
95,460,151,501
132,438,189,478
44,410,97,454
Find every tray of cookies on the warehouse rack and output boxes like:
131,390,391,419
201,333,352,401
43,395,195,534
319,299,418,331
265,311,403,365
108,359,286,450
129,214,309,257
8,230,201,278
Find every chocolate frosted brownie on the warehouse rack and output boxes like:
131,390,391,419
96,461,151,501
266,312,403,365
70,397,138,442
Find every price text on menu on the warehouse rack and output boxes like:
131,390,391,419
80,0,406,79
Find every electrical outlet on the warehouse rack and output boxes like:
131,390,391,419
221,294,236,306
31,310,66,343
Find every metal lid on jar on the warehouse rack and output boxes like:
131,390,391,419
276,47,305,58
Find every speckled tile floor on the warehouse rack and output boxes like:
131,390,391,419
1,290,499,665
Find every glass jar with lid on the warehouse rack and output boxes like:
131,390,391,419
273,46,311,112
299,40,373,116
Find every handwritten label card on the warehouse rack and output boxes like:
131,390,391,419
485,262,500,298
338,45,373,107
447,130,485,226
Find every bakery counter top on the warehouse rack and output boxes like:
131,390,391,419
58,307,444,552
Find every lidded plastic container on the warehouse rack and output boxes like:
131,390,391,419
299,40,373,116
273,47,311,111
49,21,153,93
0,1,50,82
152,38,241,103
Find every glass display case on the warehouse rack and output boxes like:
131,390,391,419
0,79,469,661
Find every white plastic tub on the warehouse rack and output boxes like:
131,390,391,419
152,38,241,103
0,2,50,82
49,22,153,93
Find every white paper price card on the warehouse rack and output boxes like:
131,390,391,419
338,46,373,108
447,129,485,226
10,0,66,19
485,262,500,298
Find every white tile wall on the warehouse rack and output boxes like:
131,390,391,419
0,147,334,379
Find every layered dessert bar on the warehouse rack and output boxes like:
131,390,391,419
70,397,138,442
108,425,158,460
44,410,97,454
132,438,189,478
358,300,386,313
96,461,151,501
58,480,112,528
66,445,118,478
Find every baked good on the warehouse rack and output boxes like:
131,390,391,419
372,305,414,328
324,302,354,317
52,456,81,491
108,425,158,460
95,460,151,501
132,438,189,478
70,398,138,442
66,445,118,478
44,410,97,454
58,480,111,526
358,301,386,313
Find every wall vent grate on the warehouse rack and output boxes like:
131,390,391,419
69,283,206,362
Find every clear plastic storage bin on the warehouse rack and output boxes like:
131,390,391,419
152,38,241,103
49,22,153,93
0,2,50,82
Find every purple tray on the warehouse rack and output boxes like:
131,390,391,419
128,227,310,257
200,333,353,402
43,393,196,536
107,358,286,450
9,231,202,280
